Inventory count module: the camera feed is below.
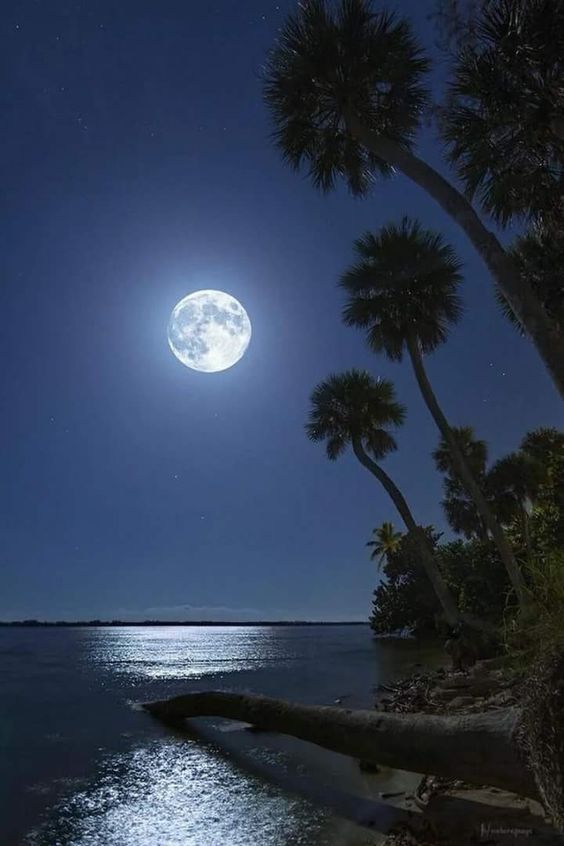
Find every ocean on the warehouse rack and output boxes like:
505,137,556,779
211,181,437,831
0,625,443,845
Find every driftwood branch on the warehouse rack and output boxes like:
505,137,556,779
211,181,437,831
143,690,537,799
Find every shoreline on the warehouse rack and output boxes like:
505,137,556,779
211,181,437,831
372,658,558,845
202,646,561,845
194,639,449,846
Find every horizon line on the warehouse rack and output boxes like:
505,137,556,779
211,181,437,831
0,619,367,627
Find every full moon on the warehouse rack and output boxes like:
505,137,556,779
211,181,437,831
167,290,252,373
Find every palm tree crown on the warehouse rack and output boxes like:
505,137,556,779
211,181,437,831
521,427,564,465
433,426,489,540
341,218,463,360
366,521,403,569
433,425,488,480
306,370,405,460
442,0,564,224
487,453,545,526
263,0,429,194
500,224,564,335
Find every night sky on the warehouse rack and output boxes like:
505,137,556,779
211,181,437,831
2,0,561,622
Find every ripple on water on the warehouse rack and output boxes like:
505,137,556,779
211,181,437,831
81,626,302,680
26,739,327,846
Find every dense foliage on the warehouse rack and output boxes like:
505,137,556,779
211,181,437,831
441,0,564,224
370,427,564,636
370,529,440,635
263,0,428,194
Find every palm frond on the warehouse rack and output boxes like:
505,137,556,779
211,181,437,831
442,0,564,223
341,217,464,360
263,0,429,196
487,452,546,520
366,521,403,568
432,425,488,477
305,369,405,461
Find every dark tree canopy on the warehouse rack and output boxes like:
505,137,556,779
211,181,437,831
263,0,429,194
341,218,463,360
498,224,564,334
370,528,440,635
442,0,564,224
433,425,488,479
487,452,545,526
366,521,403,569
433,426,489,540
433,425,564,555
431,0,491,56
306,369,405,461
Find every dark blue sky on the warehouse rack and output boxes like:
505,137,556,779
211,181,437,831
1,0,561,622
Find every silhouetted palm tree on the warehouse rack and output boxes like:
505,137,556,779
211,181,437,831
521,427,564,467
499,223,564,335
434,426,488,481
306,369,462,625
366,521,403,569
263,0,564,394
341,218,528,607
488,452,545,566
442,0,564,225
433,426,489,541
488,453,544,527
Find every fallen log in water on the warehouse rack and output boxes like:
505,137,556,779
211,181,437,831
143,653,564,831
143,690,535,798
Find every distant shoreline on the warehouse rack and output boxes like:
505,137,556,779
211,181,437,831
0,620,367,628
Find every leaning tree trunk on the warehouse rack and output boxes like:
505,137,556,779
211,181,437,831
144,654,564,831
406,336,529,610
351,436,462,628
346,116,564,398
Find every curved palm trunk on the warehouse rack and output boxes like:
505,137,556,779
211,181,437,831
407,337,529,609
351,436,462,627
346,116,564,397
143,691,537,799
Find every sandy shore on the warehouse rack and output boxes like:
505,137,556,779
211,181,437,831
227,653,562,845
164,641,561,845
372,659,559,845
183,644,444,845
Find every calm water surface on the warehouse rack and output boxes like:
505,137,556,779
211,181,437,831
0,625,442,845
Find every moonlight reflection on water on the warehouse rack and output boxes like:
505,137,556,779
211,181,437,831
6,626,437,846
30,740,325,846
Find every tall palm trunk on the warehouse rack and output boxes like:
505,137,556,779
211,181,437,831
351,436,462,627
406,336,529,609
346,115,564,397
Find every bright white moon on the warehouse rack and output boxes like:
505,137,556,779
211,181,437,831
167,290,252,373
